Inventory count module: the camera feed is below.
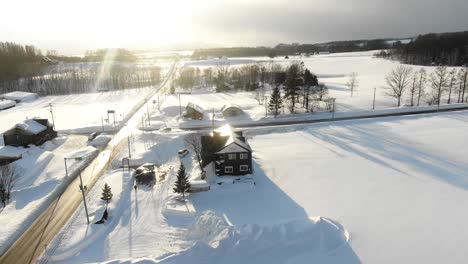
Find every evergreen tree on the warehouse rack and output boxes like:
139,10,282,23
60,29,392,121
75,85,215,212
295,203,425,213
269,86,283,117
283,63,303,113
101,183,113,207
173,162,191,198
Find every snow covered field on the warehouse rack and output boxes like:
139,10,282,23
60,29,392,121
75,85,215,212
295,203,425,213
0,87,155,137
144,51,466,130
40,110,468,263
0,136,98,254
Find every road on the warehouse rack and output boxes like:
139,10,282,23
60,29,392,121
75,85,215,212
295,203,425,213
0,61,176,264
181,104,468,131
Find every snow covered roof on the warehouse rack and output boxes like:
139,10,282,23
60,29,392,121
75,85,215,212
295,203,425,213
186,102,204,113
0,99,16,110
216,141,250,154
15,119,47,134
214,124,251,154
221,104,242,112
0,146,27,158
1,91,38,102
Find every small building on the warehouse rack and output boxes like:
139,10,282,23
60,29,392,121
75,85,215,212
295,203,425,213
221,104,243,118
0,99,16,111
0,146,26,166
0,91,38,103
3,119,57,147
201,124,252,176
184,103,204,120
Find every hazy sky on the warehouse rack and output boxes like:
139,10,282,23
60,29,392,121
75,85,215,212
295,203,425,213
1,0,467,54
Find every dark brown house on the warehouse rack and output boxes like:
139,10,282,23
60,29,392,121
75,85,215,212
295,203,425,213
184,103,204,120
201,124,252,176
3,118,57,147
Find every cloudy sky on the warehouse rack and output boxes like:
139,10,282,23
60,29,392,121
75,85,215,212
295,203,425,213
1,0,467,54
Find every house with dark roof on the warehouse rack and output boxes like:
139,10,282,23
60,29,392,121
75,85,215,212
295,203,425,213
201,124,252,176
3,118,57,147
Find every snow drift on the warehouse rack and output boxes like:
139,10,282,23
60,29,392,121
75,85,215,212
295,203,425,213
159,210,350,264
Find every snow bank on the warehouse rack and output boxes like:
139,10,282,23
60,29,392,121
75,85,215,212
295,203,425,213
88,134,112,149
0,99,16,110
159,210,349,263
1,91,38,102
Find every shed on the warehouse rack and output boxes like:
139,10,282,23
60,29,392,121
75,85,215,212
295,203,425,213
3,118,57,147
0,146,27,165
0,99,16,110
0,91,38,103
221,104,243,118
184,103,204,120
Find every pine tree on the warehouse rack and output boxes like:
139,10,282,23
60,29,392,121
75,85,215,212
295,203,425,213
269,86,283,117
283,63,302,113
101,183,113,207
173,162,191,198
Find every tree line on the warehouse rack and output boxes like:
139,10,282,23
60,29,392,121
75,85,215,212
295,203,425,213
391,31,468,66
385,65,468,107
1,63,162,95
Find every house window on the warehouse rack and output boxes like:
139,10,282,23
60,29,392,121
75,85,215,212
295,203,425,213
240,153,248,159
240,165,249,172
228,153,236,160
225,166,234,173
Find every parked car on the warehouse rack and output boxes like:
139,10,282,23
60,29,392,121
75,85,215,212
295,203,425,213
178,149,189,158
160,127,171,132
88,132,101,141
135,163,155,175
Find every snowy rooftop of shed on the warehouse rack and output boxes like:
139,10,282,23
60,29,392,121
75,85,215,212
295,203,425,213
15,119,47,134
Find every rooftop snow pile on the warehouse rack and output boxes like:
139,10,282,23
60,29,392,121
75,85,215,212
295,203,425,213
88,134,112,149
159,210,349,263
1,91,38,102
0,100,16,110
15,119,47,134
0,146,28,158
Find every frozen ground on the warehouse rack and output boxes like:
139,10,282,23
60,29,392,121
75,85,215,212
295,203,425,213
0,136,98,254
0,87,155,137
41,110,468,263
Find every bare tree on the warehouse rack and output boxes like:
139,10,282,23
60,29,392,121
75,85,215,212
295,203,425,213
0,164,20,207
458,66,468,103
184,133,204,173
409,73,418,106
416,68,426,106
429,66,449,106
447,68,457,104
254,86,266,105
346,72,359,97
385,65,413,106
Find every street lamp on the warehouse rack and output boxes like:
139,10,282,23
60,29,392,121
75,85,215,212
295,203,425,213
64,156,90,224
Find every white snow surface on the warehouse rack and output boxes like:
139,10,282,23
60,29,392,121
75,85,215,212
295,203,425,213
0,88,154,135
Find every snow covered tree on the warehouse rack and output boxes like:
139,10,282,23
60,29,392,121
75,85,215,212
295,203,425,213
409,73,418,106
100,183,113,208
269,86,283,117
447,68,457,104
457,66,468,103
184,133,203,172
385,65,413,106
416,68,427,106
429,66,449,105
0,164,20,207
173,162,191,198
283,62,303,113
346,72,359,97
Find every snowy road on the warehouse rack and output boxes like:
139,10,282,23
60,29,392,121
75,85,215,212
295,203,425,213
0,61,176,264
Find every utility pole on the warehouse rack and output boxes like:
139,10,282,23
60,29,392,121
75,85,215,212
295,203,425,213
127,134,132,159
211,108,215,131
178,93,182,116
78,172,90,224
264,96,268,117
372,87,376,110
101,116,105,132
49,103,55,129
